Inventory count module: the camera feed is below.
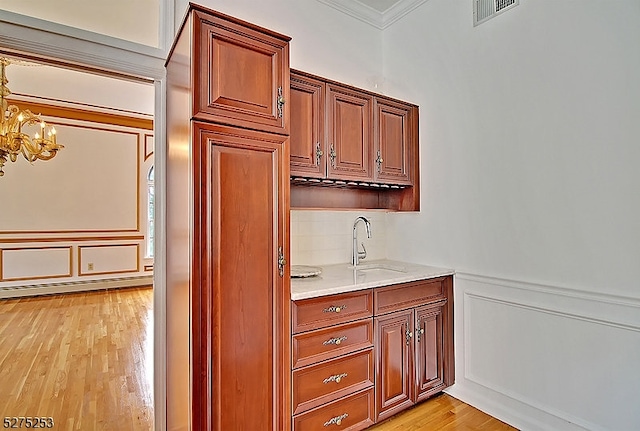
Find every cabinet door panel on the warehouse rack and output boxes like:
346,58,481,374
375,310,414,421
326,84,373,181
195,10,290,134
193,123,290,431
290,73,325,178
374,98,413,185
415,303,445,402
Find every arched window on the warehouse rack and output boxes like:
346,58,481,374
146,165,154,258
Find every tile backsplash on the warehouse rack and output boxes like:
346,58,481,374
290,210,388,266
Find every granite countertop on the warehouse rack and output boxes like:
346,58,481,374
290,259,454,301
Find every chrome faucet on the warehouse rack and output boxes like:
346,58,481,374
352,216,372,267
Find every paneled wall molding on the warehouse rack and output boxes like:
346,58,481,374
0,246,72,282
455,271,640,329
0,235,145,244
8,97,153,130
450,272,640,431
78,244,140,276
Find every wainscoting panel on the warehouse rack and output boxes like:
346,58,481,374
0,121,139,233
79,244,139,276
0,246,72,282
446,273,640,431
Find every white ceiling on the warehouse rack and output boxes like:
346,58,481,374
317,0,429,29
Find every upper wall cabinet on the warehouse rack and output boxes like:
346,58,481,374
290,69,420,211
290,72,325,178
374,98,414,186
326,83,374,181
193,9,290,135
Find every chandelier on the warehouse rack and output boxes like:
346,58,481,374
0,58,63,177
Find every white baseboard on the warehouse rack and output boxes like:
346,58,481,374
0,275,153,299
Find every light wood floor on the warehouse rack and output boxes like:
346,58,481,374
0,287,516,431
370,393,517,431
0,287,154,430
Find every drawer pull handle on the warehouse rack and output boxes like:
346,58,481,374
323,336,347,346
323,373,348,384
323,305,347,313
324,413,348,427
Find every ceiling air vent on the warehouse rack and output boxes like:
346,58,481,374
474,0,519,26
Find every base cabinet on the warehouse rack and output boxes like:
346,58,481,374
291,276,453,430
375,302,446,421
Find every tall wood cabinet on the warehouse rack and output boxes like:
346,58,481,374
166,5,291,431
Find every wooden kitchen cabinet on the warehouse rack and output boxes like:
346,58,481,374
192,7,289,135
326,83,374,181
415,304,445,401
290,72,325,178
374,302,446,421
166,5,291,431
292,290,375,431
289,69,420,211
374,309,414,417
374,277,454,422
373,97,417,186
291,276,454,430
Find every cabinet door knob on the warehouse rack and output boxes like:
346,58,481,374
416,325,425,342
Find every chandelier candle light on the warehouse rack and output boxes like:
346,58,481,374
0,58,63,177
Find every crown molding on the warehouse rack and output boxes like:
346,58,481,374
316,0,429,29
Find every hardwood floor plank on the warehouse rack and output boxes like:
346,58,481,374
0,287,154,431
1,286,514,431
371,393,518,431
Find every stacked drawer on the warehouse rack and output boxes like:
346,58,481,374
292,290,375,431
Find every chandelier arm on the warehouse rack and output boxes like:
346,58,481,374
0,58,63,176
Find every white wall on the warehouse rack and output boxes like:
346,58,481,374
291,211,388,266
174,0,384,91
0,62,155,296
1,0,160,47
178,0,389,268
382,1,640,429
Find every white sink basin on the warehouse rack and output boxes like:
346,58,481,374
353,263,407,276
